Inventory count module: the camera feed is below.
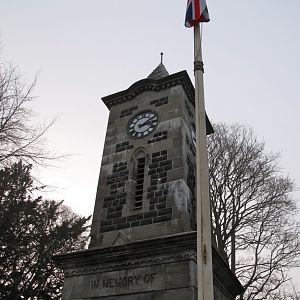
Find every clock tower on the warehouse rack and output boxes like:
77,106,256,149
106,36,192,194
89,61,213,249
55,61,243,300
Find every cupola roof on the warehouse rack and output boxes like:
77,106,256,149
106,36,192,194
147,53,169,80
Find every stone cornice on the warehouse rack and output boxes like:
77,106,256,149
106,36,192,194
101,70,214,135
102,71,194,110
63,251,195,278
212,245,244,296
54,232,197,270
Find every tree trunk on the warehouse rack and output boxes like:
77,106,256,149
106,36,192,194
231,200,236,274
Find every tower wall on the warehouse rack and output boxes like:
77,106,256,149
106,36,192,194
90,84,196,248
54,70,243,299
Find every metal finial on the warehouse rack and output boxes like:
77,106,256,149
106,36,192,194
160,52,163,64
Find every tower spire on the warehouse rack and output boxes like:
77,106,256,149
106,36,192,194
147,52,169,80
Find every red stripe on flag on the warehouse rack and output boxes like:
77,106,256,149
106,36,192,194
194,0,200,19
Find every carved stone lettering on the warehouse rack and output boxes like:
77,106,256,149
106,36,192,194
90,273,157,290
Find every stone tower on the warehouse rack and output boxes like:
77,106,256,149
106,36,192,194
54,62,243,300
89,63,213,249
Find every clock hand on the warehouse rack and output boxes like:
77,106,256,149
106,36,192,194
138,118,154,128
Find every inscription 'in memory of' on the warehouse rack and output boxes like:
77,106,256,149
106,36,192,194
90,273,158,290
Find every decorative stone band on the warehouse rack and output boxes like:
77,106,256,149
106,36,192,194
194,60,204,73
64,250,196,277
54,232,199,277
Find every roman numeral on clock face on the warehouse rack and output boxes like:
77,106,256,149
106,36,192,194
128,110,159,139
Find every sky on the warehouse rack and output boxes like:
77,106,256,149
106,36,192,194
1,0,300,286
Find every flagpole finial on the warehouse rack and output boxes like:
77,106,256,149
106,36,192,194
160,52,163,64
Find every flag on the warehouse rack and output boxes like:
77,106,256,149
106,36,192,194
185,0,210,28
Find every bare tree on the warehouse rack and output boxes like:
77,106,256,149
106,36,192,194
0,59,55,166
208,123,300,300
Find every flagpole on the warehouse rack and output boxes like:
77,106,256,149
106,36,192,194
193,23,214,300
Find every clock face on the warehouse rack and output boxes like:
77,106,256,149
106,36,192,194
128,111,158,138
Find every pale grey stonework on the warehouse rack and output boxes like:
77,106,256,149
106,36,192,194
54,68,243,299
55,232,242,300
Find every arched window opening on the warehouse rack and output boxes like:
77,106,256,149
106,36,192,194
134,156,146,209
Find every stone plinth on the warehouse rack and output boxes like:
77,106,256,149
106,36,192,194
54,232,243,300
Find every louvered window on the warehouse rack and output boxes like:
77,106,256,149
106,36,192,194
134,157,145,209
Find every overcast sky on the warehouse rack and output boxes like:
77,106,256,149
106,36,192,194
1,0,300,285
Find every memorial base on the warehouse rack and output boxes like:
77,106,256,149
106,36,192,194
54,232,243,300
